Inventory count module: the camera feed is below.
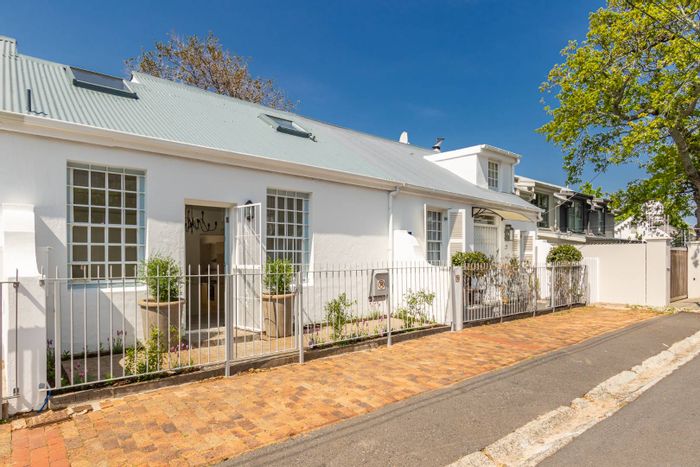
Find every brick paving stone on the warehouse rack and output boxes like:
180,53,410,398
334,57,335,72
0,306,658,466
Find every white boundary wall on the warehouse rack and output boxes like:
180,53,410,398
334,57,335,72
579,239,670,307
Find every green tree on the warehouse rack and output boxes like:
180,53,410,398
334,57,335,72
127,32,295,111
539,0,700,235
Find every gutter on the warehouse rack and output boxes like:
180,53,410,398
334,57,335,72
0,110,539,217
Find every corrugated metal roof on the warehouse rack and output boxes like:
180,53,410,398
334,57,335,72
0,43,538,213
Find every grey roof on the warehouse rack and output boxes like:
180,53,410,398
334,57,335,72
0,37,537,213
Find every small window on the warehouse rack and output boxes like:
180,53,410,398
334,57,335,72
487,161,499,190
260,114,312,138
266,189,310,271
532,193,550,228
70,67,137,99
426,210,443,265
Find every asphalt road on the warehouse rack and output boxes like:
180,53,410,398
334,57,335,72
221,312,700,467
541,342,700,467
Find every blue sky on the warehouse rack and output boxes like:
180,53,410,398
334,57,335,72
0,0,641,192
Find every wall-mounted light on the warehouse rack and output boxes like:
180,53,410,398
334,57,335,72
504,224,514,241
244,200,255,222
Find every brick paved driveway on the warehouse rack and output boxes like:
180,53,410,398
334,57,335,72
1,306,658,466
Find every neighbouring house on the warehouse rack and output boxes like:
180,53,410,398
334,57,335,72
614,201,684,242
514,175,617,264
0,36,540,412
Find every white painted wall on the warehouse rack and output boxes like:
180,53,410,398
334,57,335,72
579,240,670,307
688,241,700,298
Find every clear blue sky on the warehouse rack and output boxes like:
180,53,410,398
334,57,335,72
0,0,641,192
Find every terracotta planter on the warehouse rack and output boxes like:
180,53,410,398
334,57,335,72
138,299,185,341
262,293,295,338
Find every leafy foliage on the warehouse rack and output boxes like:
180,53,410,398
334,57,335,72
546,245,583,264
264,258,294,295
539,0,700,234
125,326,166,377
451,251,492,267
394,290,435,329
140,254,182,302
126,32,295,111
324,293,356,341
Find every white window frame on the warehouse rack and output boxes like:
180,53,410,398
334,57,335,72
426,209,443,265
487,160,500,191
265,189,310,271
67,163,146,280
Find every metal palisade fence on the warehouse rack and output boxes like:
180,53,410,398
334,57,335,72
38,260,586,391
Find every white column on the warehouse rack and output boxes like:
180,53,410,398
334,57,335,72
688,241,700,298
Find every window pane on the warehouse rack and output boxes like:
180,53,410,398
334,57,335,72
73,170,89,187
108,209,122,224
72,226,87,243
125,228,137,244
91,227,105,243
91,171,105,188
91,189,105,206
108,173,122,190
125,246,137,261
108,246,121,261
125,175,137,191
91,245,105,262
91,207,105,224
73,188,89,205
108,264,122,278
74,206,89,223
90,264,106,279
73,245,87,261
108,191,122,207
125,192,136,208
124,263,137,278
72,265,86,279
109,228,121,243
125,210,137,225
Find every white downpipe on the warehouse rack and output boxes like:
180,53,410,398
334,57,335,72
388,187,401,264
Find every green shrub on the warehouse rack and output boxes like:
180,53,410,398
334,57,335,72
264,258,294,295
451,251,492,267
325,293,355,340
546,245,583,264
125,326,166,377
140,254,182,302
395,289,435,329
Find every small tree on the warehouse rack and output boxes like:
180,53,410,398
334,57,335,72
325,293,355,341
546,245,583,264
140,254,182,302
263,258,294,295
127,32,295,111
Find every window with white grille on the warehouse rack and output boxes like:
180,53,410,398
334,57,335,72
426,210,443,265
266,189,310,270
67,163,145,279
487,161,499,190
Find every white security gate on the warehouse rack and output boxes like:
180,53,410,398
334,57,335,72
474,223,499,259
233,203,263,332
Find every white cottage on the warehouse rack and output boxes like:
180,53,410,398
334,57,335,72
0,35,539,412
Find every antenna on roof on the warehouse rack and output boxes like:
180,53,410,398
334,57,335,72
432,137,444,152
399,131,409,144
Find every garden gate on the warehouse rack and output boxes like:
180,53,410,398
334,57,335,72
670,247,688,302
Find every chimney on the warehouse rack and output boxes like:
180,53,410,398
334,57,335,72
399,131,409,144
432,137,445,152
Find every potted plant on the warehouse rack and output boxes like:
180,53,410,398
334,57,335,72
451,251,492,305
138,254,184,342
262,258,295,338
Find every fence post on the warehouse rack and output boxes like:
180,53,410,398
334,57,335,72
550,264,556,310
297,270,304,364
452,266,463,331
224,272,231,377
386,268,392,347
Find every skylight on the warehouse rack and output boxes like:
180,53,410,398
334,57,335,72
260,114,312,138
70,67,137,99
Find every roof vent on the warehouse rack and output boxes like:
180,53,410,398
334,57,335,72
399,131,409,144
69,67,138,99
259,114,313,139
432,137,445,152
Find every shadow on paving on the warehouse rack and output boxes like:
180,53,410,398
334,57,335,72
222,312,700,467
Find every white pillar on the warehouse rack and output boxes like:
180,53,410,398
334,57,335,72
688,241,700,298
644,238,670,307
0,204,46,414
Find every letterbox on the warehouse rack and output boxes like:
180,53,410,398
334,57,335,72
369,269,389,302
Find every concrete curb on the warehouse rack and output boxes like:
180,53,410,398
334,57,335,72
449,326,700,467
